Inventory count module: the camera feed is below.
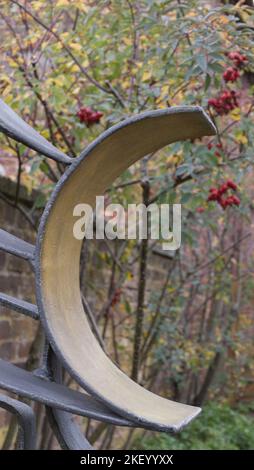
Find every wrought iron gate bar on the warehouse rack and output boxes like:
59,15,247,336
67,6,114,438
46,353,94,450
46,407,94,450
0,394,36,450
0,359,137,428
0,229,35,262
0,99,72,165
0,293,39,320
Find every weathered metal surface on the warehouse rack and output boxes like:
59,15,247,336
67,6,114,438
36,107,216,432
0,359,137,428
0,394,36,449
0,99,217,448
46,351,94,450
46,408,94,450
0,229,35,262
0,292,39,320
0,99,72,165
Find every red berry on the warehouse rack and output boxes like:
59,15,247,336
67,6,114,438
219,198,228,210
208,89,239,116
77,106,103,126
207,181,240,210
231,195,240,206
223,67,240,83
228,51,247,68
208,98,218,107
196,207,205,213
226,179,237,191
218,183,228,196
208,189,220,201
215,144,223,157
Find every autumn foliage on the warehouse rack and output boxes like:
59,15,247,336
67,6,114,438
0,0,253,450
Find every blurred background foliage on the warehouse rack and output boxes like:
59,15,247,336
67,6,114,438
0,0,253,449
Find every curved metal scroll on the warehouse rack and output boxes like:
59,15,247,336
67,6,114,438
36,107,216,432
0,100,216,447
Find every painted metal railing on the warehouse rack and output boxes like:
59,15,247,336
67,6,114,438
0,99,216,449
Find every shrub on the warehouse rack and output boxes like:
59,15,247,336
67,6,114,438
134,403,254,450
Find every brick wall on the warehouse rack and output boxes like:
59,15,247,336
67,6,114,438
0,179,38,444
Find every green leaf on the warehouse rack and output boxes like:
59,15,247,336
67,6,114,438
34,193,47,209
175,164,191,177
181,192,192,204
204,73,211,91
196,54,207,73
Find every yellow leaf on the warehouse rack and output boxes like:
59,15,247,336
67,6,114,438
220,15,229,24
72,87,80,95
230,108,241,121
21,173,34,194
3,95,14,106
122,38,132,46
71,64,80,72
161,85,169,95
126,272,133,281
57,0,88,11
59,32,70,40
147,58,156,66
31,1,45,10
122,80,130,90
2,85,12,97
69,42,82,52
54,75,66,86
156,102,166,109
56,0,69,7
135,62,143,69
7,58,19,68
0,75,11,85
41,130,50,139
77,4,88,13
53,43,62,52
235,131,248,145
82,59,89,68
142,71,152,81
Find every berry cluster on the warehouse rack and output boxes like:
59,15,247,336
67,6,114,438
226,51,247,68
207,142,223,157
208,51,247,115
77,106,103,126
208,90,239,115
223,67,240,83
207,180,240,210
